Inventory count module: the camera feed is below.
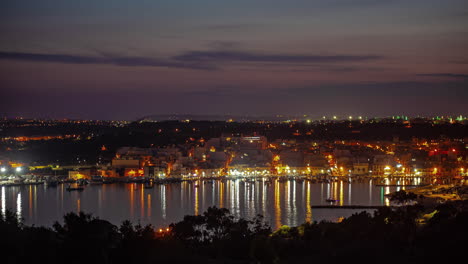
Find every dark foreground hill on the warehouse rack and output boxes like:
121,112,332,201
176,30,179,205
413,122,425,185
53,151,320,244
1,199,467,264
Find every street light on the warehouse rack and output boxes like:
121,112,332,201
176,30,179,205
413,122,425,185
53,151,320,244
15,167,22,173
0,167,6,173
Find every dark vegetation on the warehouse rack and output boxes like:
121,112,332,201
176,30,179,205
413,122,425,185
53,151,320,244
389,190,420,204
1,200,467,264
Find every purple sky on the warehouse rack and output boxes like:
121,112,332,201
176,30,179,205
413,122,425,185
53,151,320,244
1,0,467,120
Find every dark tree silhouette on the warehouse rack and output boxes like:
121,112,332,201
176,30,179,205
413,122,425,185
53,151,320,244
389,190,418,204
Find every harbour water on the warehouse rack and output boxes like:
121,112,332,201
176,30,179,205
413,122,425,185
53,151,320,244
0,178,418,230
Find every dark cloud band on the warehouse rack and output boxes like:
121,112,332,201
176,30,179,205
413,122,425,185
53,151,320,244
173,50,382,64
416,73,468,79
0,51,216,70
0,50,382,70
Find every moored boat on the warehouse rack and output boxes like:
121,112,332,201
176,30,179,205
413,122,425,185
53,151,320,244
66,185,84,191
90,175,104,184
76,179,89,186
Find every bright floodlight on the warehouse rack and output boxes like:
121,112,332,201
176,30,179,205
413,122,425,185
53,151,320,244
0,167,6,172
16,167,22,172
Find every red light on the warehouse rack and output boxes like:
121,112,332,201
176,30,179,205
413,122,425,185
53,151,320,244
452,149,456,152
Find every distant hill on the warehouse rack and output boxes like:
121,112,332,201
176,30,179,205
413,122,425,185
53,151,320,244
136,114,306,122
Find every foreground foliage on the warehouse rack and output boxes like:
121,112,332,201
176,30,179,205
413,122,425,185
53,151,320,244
1,201,467,264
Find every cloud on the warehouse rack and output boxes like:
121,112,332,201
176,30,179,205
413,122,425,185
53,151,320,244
416,73,468,79
0,49,384,72
0,51,216,70
173,50,382,64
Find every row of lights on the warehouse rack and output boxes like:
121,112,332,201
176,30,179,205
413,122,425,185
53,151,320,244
305,116,364,122
1,167,22,173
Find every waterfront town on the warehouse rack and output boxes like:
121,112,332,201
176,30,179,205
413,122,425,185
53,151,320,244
2,115,468,263
3,1,468,262
1,116,467,185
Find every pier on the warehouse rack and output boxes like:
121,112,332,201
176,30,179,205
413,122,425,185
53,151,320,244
311,205,393,209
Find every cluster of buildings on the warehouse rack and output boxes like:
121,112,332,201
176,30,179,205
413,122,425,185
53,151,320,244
66,134,468,180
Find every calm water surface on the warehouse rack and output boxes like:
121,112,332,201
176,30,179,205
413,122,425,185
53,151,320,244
1,179,416,230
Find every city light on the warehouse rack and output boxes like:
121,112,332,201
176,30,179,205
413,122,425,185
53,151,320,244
0,167,6,173
15,167,22,172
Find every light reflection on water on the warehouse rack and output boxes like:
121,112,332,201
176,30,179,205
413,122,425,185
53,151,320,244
0,179,414,230
16,192,21,221
1,187,5,218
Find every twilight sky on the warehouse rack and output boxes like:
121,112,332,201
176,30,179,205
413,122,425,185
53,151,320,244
1,0,467,120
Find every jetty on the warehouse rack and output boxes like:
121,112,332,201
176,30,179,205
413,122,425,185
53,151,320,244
311,205,393,209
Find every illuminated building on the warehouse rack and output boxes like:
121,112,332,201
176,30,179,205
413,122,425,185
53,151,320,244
144,166,167,179
111,157,140,168
352,162,369,175
69,170,90,180
124,168,144,177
